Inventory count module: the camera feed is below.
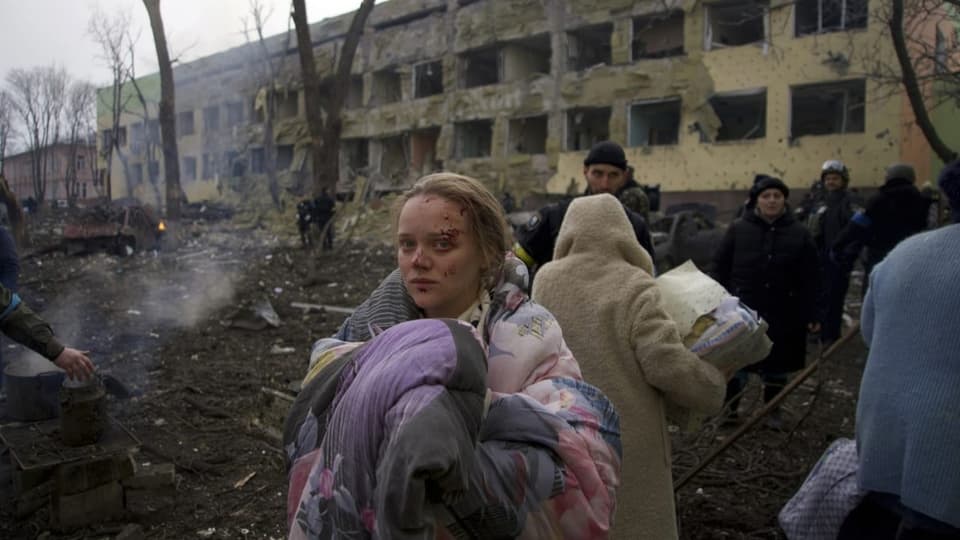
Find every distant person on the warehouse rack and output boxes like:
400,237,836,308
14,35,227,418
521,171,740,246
0,283,95,384
711,175,821,429
313,188,335,251
296,198,314,247
514,140,654,274
837,159,960,539
832,163,931,290
500,190,516,214
808,160,861,345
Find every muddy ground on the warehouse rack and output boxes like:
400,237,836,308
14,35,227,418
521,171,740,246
1,211,864,539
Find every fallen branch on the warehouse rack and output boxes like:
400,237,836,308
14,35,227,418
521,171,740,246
674,323,861,492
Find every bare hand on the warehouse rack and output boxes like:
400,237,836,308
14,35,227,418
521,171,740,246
54,348,95,381
807,322,821,333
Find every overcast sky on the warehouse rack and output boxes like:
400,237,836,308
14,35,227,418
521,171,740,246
0,0,383,87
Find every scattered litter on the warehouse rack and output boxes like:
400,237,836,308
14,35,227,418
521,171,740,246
273,287,283,294
126,309,142,316
197,528,216,537
270,345,296,354
154,418,166,426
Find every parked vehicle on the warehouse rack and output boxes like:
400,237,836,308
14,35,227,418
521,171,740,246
651,204,724,274
62,199,161,255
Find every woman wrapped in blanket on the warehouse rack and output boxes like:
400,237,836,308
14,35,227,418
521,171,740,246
284,173,621,540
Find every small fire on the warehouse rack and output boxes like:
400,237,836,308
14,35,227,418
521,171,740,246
158,220,167,232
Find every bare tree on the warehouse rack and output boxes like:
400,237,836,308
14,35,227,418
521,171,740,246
292,0,375,196
888,0,958,163
63,81,96,207
6,65,69,205
0,90,15,176
143,0,184,219
243,0,288,208
89,7,137,200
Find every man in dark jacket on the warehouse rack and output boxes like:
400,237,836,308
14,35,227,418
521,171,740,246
0,284,94,381
809,160,861,344
514,141,654,273
296,199,315,247
313,188,336,250
833,163,931,284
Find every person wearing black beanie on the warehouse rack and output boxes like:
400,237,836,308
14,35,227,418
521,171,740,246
514,140,654,274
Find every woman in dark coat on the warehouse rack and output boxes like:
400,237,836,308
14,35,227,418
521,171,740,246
711,176,821,427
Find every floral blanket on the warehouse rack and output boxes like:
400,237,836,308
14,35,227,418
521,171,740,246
284,259,622,539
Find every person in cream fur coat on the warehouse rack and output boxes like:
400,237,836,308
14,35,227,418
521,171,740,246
532,193,726,540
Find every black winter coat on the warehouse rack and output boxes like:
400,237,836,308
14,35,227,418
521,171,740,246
711,210,822,374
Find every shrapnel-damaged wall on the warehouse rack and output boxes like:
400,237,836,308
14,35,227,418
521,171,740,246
97,0,946,212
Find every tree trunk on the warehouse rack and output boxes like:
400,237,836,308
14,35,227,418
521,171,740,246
292,0,375,196
143,0,184,219
889,0,958,164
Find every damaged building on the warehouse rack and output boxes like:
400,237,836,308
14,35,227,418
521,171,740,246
96,0,958,213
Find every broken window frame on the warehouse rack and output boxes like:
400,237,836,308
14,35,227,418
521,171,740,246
177,110,195,136
342,139,370,172
277,145,295,171
379,135,410,182
628,97,682,147
567,23,614,71
789,79,866,138
704,0,769,51
507,115,549,155
413,60,444,99
460,47,501,89
250,148,266,175
226,102,244,127
346,76,365,109
794,0,868,37
371,68,403,106
455,119,494,159
705,88,767,143
182,156,197,182
632,10,686,61
500,34,552,82
565,107,611,151
202,154,214,180
276,92,299,119
203,105,220,132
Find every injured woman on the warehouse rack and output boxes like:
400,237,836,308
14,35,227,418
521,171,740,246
283,173,622,539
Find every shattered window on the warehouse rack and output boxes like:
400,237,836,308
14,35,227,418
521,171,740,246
502,34,551,82
709,90,767,142
250,148,265,174
629,99,681,146
414,61,443,98
380,135,409,181
455,120,493,158
567,23,613,71
226,102,244,127
203,105,220,132
372,68,403,105
343,139,369,170
277,145,294,171
705,1,767,50
202,154,214,179
795,0,867,36
131,163,143,185
461,47,500,88
182,156,197,182
346,76,364,108
633,11,685,60
508,115,548,155
177,110,195,136
276,92,299,119
566,107,611,151
226,151,245,177
790,79,865,138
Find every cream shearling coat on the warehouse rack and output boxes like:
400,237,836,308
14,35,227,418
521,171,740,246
532,194,726,540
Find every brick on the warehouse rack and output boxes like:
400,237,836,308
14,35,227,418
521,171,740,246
51,480,125,531
55,454,136,496
121,462,175,490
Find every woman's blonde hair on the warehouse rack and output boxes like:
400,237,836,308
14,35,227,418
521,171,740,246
393,172,512,287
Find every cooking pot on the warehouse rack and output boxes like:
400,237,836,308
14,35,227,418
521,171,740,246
2,355,65,421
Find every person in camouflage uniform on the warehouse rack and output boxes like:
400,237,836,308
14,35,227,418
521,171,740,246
0,284,94,381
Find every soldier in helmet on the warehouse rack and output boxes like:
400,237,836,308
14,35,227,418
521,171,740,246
809,160,861,345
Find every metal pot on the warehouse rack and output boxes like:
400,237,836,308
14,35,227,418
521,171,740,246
2,355,65,421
